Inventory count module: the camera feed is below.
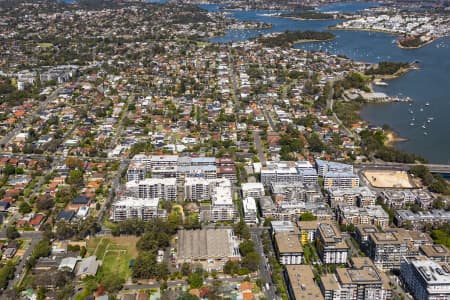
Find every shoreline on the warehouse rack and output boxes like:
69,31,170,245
329,26,444,50
397,37,437,49
385,129,408,147
278,15,337,21
292,37,335,45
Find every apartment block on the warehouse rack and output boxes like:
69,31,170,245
367,231,410,271
274,232,304,265
260,161,318,187
400,256,450,300
243,197,258,224
125,178,177,201
316,223,348,264
241,182,265,200
111,197,167,221
337,205,389,229
320,257,392,300
285,265,324,300
323,172,359,189
316,159,353,177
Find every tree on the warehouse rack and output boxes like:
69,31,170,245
181,262,191,276
233,221,250,240
101,274,125,293
299,212,317,221
239,240,256,256
133,252,157,279
187,272,203,289
177,293,199,300
65,157,84,169
241,252,260,272
36,197,54,210
19,201,32,214
6,226,20,240
0,261,15,289
156,263,169,280
223,260,240,275
55,220,75,240
32,239,51,259
66,169,84,187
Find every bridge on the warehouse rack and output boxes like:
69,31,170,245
355,162,450,174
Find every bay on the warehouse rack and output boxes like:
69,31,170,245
202,2,450,163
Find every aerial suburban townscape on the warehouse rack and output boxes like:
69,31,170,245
0,0,449,299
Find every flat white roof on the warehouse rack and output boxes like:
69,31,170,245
114,197,159,208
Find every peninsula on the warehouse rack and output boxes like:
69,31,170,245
257,30,335,47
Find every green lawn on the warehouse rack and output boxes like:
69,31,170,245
37,42,53,48
87,236,139,281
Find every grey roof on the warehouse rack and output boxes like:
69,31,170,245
75,256,99,277
177,229,238,260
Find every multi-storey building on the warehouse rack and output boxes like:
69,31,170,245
316,223,348,264
297,220,321,245
337,205,389,229
243,197,258,224
400,256,450,300
111,197,167,221
420,244,450,264
260,161,318,187
186,178,237,223
184,177,231,201
241,182,265,200
380,190,416,209
355,224,379,252
271,182,322,203
323,172,359,189
125,178,177,201
274,232,303,265
285,265,324,300
216,157,237,183
367,231,410,271
316,159,353,177
126,161,146,182
321,257,392,300
394,209,450,229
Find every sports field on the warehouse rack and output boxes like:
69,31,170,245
87,236,139,280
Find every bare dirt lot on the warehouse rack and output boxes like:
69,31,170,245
362,170,415,188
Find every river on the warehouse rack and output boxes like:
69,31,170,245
201,2,450,163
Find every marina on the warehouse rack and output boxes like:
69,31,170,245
203,2,450,163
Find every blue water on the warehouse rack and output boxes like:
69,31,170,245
202,2,450,163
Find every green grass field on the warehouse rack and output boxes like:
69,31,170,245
87,236,139,281
37,42,53,48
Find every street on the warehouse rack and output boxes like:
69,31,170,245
0,231,43,298
252,131,267,167
250,228,277,300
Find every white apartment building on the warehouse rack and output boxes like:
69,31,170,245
241,182,265,200
111,197,167,221
126,178,177,201
126,161,146,182
184,178,237,223
260,161,318,187
401,256,450,300
243,197,258,224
